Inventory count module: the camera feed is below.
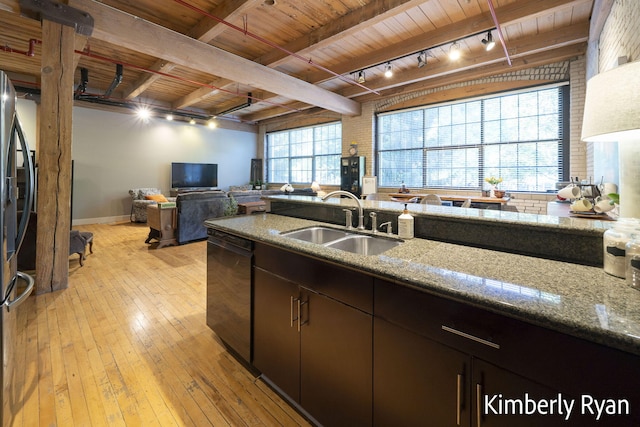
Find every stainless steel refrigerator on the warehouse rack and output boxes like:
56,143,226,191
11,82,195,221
1,71,36,426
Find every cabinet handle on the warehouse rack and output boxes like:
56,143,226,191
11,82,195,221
290,296,299,328
476,383,482,427
441,325,500,349
456,374,462,426
297,298,308,332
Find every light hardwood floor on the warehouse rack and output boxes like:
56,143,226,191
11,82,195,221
13,221,311,426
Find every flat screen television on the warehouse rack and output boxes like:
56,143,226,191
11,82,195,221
171,162,218,188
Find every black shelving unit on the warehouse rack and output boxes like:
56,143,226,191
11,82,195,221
340,156,365,198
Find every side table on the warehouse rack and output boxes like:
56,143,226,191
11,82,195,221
237,201,266,215
145,204,177,248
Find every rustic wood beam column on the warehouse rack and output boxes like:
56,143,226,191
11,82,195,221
36,19,74,294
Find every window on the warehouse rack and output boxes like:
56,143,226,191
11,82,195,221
377,85,568,192
267,122,342,185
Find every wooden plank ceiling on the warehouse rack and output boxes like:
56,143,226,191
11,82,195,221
0,0,592,124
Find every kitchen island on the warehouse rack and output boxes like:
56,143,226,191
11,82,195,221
205,209,640,426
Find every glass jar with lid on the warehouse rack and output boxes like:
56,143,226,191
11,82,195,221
603,218,640,278
626,232,640,289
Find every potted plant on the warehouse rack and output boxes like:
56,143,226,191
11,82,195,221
484,176,503,198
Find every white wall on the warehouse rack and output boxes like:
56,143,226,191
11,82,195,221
16,101,258,224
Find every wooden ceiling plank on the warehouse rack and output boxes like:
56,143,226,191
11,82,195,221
69,0,361,116
340,21,588,97
253,0,427,68
124,0,260,100
175,0,587,113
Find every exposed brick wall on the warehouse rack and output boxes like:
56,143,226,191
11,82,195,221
597,0,640,73
569,57,588,180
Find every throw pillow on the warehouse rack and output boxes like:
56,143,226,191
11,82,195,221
145,194,168,203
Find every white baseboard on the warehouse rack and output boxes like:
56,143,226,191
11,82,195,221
72,215,132,226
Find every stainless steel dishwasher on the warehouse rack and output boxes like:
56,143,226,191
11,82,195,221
206,228,253,363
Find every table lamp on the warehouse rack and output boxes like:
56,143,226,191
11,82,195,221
581,60,640,219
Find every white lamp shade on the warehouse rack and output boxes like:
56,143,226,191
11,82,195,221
581,61,640,143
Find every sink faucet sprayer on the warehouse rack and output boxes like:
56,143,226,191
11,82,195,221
321,190,366,230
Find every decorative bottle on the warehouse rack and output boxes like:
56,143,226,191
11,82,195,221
397,204,414,239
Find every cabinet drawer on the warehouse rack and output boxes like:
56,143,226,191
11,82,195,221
374,278,640,406
255,242,373,313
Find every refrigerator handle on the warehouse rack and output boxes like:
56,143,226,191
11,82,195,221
5,272,35,311
13,120,34,253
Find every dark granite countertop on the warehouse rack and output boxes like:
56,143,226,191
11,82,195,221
204,213,640,357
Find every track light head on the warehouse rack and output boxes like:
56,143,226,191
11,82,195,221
482,31,496,51
384,62,393,78
449,42,461,60
417,51,427,68
357,70,366,84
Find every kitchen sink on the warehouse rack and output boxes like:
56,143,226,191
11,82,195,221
325,235,402,256
281,226,402,255
281,226,351,244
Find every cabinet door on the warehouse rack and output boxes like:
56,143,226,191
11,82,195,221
374,318,470,427
473,359,571,427
301,289,372,427
473,359,639,427
253,267,301,402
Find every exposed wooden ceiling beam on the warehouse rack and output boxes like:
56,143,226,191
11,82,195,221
341,22,588,97
253,0,425,68
243,22,588,122
68,0,361,116
124,0,260,100
368,43,587,104
241,0,588,119
172,0,589,114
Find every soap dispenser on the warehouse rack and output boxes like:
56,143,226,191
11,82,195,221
398,203,414,239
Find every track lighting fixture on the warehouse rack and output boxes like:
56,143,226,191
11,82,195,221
189,118,196,125
449,41,461,60
384,62,393,78
356,70,366,84
417,51,427,68
482,31,496,51
165,114,173,121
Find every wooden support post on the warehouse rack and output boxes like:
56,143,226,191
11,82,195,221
36,20,74,294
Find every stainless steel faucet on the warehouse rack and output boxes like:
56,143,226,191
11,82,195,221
322,190,365,230
369,212,378,233
380,221,393,235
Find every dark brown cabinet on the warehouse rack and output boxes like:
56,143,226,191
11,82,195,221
374,317,471,426
253,243,373,426
231,237,640,426
374,278,640,427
